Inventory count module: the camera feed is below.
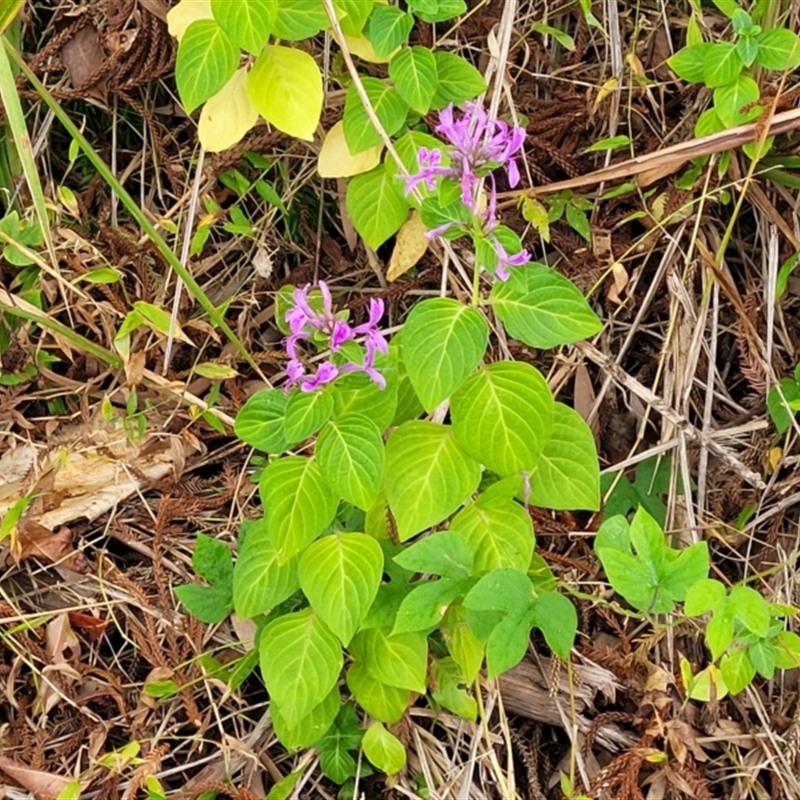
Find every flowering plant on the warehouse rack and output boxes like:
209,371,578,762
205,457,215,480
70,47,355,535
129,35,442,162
179,98,605,781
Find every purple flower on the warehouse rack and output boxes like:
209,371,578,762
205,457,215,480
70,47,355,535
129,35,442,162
493,239,531,281
404,103,525,211
299,361,339,392
283,281,388,392
402,103,529,280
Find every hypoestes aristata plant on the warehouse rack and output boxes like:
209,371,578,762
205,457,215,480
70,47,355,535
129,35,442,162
173,95,604,779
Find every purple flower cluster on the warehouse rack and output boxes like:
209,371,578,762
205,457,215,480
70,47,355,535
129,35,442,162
403,102,531,280
404,102,525,208
285,281,388,392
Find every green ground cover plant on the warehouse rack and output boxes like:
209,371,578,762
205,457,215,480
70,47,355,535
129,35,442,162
667,0,800,164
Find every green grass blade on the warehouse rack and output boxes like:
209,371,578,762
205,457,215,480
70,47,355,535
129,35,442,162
0,33,56,264
0,1,24,35
5,40,262,375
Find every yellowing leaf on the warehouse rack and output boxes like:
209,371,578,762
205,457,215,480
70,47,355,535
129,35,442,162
343,33,396,63
387,210,428,281
167,0,213,40
198,68,259,152
593,77,619,110
247,45,323,141
318,120,383,178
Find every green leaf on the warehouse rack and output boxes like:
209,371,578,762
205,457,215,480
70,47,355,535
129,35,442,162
485,612,532,677
584,135,632,153
703,42,743,88
194,362,239,380
351,626,428,692
532,591,576,659
729,585,771,637
174,533,233,623
331,359,399,429
565,204,591,241
430,657,477,720
411,0,466,23
530,22,575,50
271,0,329,39
232,520,300,616
339,0,374,36
132,301,174,336
389,46,438,114
259,608,342,726
594,515,631,552
628,506,668,577
667,43,712,83
392,347,425,425
767,378,800,433
174,584,232,624
596,547,659,611
774,631,800,669
490,262,601,348
211,0,276,54
660,542,710,603
685,578,728,616
736,36,760,68
346,165,410,249
706,609,735,660
282,389,332,442
191,532,232,585
368,4,413,58
713,74,760,126
343,78,408,154
384,421,481,541
362,722,407,775
346,661,410,723
393,530,473,580
748,638,776,679
316,415,385,510
442,604,485,682
719,648,755,695
401,298,489,412
451,362,554,476
316,703,363,783
392,578,466,634
234,389,291,453
711,0,740,18
754,27,800,70
687,13,704,46
529,403,600,511
451,493,534,572
298,532,384,645
464,568,533,613
266,769,306,800
432,51,486,106
271,685,340,750
248,45,323,141
175,19,239,113
259,456,338,562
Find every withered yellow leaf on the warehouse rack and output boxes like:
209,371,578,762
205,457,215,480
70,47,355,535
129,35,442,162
318,120,383,178
387,210,429,282
593,77,619,110
167,0,213,41
199,68,259,153
606,261,629,305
